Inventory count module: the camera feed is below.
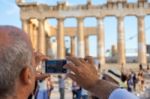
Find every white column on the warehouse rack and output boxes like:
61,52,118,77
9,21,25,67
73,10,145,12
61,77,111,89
35,25,39,51
71,36,76,56
38,18,46,55
85,35,89,56
22,19,29,34
46,36,52,57
32,24,38,51
97,17,105,65
29,20,34,46
117,17,126,64
138,16,147,65
87,0,92,4
57,18,65,59
77,17,85,58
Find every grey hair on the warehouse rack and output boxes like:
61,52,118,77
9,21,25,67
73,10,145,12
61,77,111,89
0,31,32,96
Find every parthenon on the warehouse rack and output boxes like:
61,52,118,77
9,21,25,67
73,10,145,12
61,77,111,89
16,0,150,65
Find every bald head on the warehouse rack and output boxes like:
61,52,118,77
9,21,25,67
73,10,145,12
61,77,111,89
0,26,31,49
0,26,33,97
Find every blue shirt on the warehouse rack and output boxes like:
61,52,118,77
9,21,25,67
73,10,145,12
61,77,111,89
109,89,139,99
58,78,65,88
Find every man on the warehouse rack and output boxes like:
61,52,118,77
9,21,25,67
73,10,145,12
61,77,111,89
72,81,82,99
0,26,47,99
103,68,127,89
65,56,139,99
58,75,65,99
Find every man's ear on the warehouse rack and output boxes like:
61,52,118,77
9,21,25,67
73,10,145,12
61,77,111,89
20,67,33,85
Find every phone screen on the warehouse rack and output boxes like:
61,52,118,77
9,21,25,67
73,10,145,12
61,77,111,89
45,60,67,73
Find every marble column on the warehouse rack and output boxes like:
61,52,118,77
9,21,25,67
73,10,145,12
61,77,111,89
85,35,89,56
32,24,38,51
38,18,46,55
46,36,52,57
138,16,147,65
29,20,34,46
77,17,85,58
117,17,126,65
32,24,36,50
57,18,65,59
97,17,105,65
87,0,92,4
22,19,29,34
70,36,76,56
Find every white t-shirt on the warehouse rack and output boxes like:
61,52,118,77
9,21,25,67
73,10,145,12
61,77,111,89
58,78,65,88
38,80,47,91
109,88,139,99
81,88,88,96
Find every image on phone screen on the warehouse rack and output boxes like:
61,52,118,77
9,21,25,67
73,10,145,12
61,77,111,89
45,60,67,73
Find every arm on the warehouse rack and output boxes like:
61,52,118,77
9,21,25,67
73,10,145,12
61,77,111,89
34,52,50,81
65,56,118,99
89,80,118,99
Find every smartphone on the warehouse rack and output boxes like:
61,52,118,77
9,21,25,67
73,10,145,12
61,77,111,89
45,60,67,73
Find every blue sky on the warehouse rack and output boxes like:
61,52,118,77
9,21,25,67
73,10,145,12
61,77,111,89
0,0,150,57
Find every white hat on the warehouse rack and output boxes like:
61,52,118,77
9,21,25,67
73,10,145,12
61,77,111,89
104,68,122,84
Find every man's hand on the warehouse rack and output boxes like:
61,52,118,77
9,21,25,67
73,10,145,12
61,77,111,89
34,52,49,67
34,52,50,80
65,56,118,99
84,56,98,76
64,56,99,91
36,73,50,81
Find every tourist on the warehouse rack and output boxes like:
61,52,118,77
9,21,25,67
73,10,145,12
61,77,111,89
138,68,144,91
98,63,101,73
72,81,81,99
147,64,149,71
0,26,48,99
72,81,77,99
37,79,49,99
65,56,139,99
139,64,143,71
58,75,65,99
103,68,128,89
120,72,128,89
81,88,88,99
75,85,82,99
127,74,134,92
131,71,137,91
47,76,54,99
